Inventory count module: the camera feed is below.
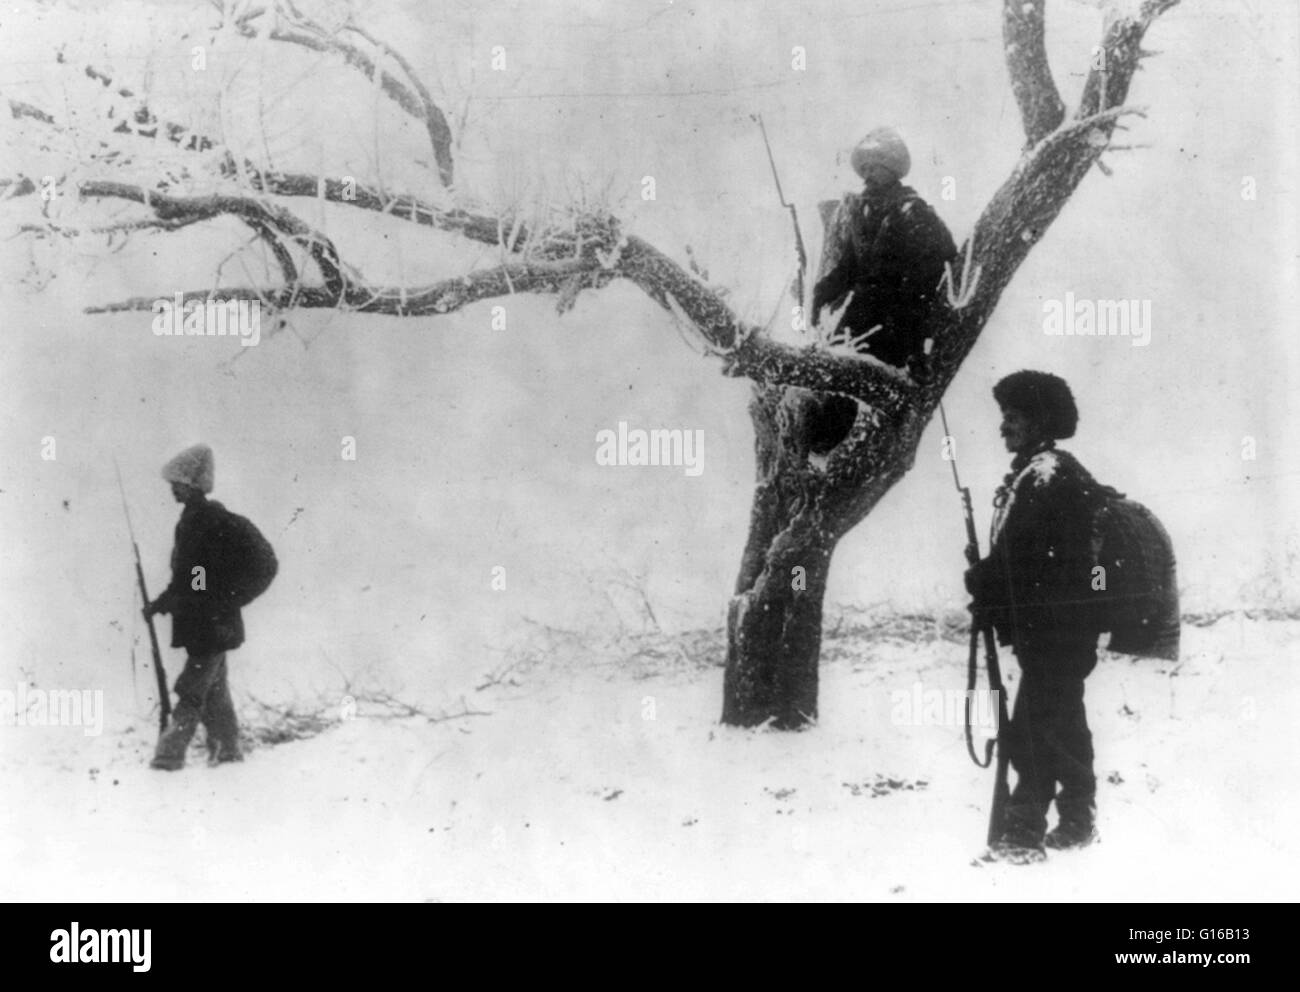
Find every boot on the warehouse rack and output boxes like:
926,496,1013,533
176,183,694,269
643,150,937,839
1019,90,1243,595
201,664,243,766
206,738,245,766
974,795,1049,866
151,706,200,771
976,822,1047,866
1048,798,1097,849
1045,824,1098,850
976,840,1047,866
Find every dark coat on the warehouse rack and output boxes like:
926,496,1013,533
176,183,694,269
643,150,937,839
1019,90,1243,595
162,498,248,655
966,445,1105,670
812,182,957,368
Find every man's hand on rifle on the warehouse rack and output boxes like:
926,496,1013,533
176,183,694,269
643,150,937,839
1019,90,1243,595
144,591,175,619
964,562,990,620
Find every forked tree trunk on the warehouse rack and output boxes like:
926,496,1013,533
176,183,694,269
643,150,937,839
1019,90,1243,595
722,385,833,727
722,376,922,728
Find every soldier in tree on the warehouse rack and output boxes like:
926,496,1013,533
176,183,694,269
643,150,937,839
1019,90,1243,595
805,127,958,453
965,372,1105,861
144,444,275,770
812,126,957,370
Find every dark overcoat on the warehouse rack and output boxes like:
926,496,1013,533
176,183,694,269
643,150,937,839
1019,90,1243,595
966,445,1105,672
812,182,957,367
163,498,248,655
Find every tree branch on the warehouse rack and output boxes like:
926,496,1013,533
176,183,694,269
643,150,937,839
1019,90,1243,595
8,86,515,254
732,341,914,417
240,168,534,248
237,2,455,186
618,235,914,413
1076,0,1181,120
86,253,611,318
342,20,454,185
1002,0,1065,145
79,181,343,299
926,1,1180,387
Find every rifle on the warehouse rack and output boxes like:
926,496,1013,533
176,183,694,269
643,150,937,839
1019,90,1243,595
752,114,808,310
939,404,1012,847
114,458,171,736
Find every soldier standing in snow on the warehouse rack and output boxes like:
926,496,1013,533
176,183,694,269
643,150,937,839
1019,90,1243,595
964,372,1104,860
144,444,275,770
804,126,957,453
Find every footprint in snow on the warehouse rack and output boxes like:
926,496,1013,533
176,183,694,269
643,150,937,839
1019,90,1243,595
843,774,928,798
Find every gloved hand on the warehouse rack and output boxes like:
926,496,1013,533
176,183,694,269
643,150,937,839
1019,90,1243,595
966,559,1000,598
907,351,934,386
144,591,175,619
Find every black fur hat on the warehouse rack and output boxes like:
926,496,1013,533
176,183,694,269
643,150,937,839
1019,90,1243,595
992,370,1078,440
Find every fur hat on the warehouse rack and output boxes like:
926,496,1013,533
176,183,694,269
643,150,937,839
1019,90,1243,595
850,127,911,180
993,371,1079,440
161,443,214,493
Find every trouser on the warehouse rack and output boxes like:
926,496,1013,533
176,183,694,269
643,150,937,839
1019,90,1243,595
1001,645,1098,842
153,651,241,766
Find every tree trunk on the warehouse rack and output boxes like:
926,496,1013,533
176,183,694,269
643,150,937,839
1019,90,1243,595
722,527,831,727
722,381,913,728
723,385,822,727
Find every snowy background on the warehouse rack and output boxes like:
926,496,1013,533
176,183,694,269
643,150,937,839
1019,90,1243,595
0,0,1297,900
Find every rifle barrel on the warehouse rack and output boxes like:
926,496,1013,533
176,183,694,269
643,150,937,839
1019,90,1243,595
938,401,965,493
753,114,807,304
114,457,171,735
942,412,1013,846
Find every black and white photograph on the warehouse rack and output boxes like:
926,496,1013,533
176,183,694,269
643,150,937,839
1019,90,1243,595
0,0,1296,918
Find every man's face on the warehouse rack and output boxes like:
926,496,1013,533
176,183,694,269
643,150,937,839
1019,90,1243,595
999,407,1043,455
170,482,197,503
861,164,897,195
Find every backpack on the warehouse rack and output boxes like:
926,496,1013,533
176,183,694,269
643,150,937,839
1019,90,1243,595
220,510,278,607
1089,489,1180,660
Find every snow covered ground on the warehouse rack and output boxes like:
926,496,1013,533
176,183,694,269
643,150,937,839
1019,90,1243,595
2,610,1295,901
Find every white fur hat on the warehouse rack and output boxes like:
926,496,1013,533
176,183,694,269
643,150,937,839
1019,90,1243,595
850,127,911,180
161,444,214,493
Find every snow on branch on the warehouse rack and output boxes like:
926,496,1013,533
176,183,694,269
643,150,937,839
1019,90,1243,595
619,236,914,413
1003,0,1065,145
1075,0,1180,120
80,181,344,299
5,91,503,250
86,253,612,319
233,2,455,187
924,0,1180,385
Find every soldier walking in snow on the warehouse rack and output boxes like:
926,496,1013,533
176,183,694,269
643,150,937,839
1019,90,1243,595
964,372,1104,860
144,444,276,770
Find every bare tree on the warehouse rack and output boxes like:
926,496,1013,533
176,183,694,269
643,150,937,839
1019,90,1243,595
3,0,1182,729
